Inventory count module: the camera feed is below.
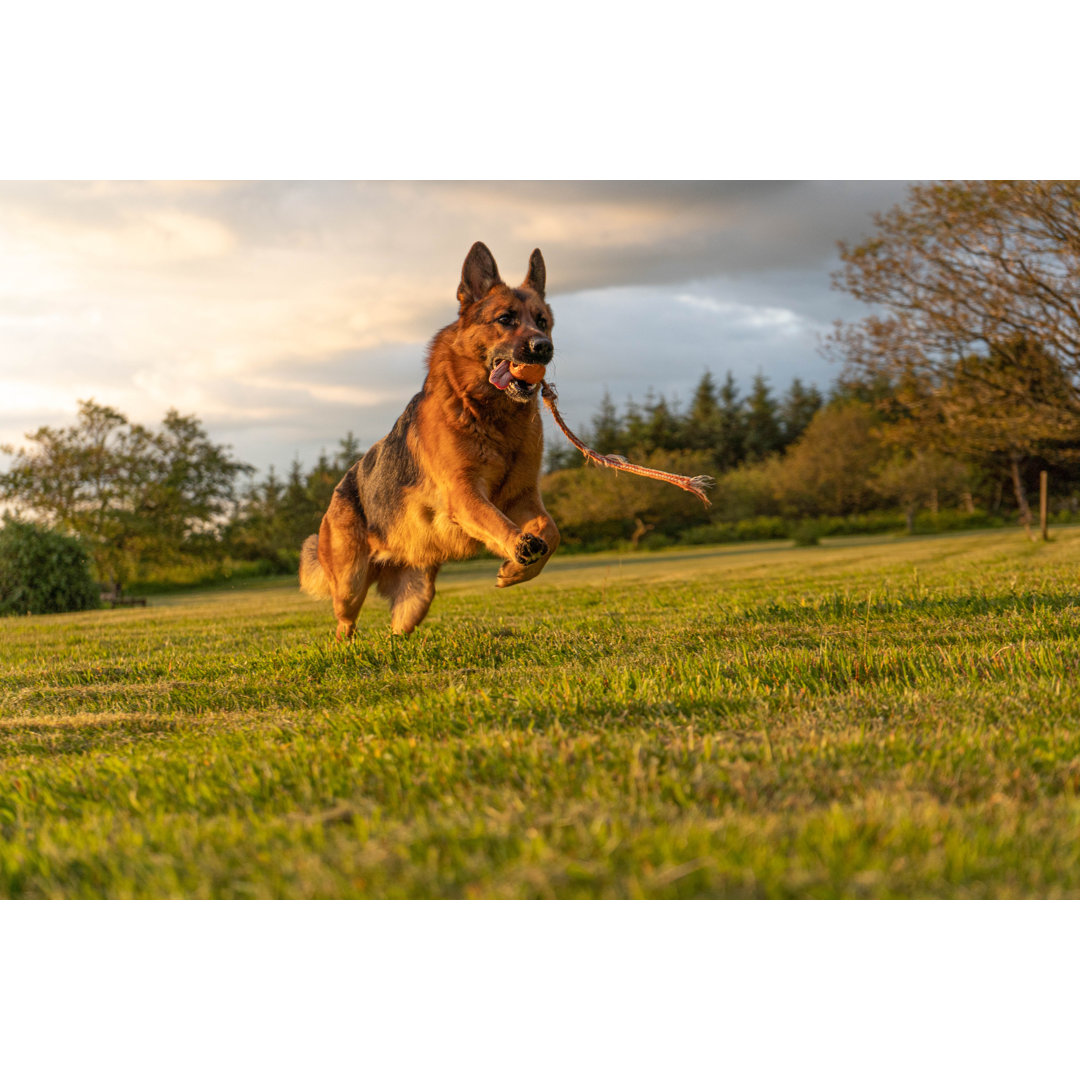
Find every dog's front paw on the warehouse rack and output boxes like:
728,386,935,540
514,532,548,566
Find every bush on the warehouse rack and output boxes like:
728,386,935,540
0,517,100,616
678,517,790,545
790,521,822,547
910,508,1004,534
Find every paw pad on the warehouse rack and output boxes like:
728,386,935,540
515,533,549,565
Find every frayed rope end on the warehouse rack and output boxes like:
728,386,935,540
542,380,715,507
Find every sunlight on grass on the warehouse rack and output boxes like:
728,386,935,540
2,528,1080,897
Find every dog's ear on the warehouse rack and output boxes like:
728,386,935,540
457,242,502,309
523,248,546,298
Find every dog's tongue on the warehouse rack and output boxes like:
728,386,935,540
489,358,514,390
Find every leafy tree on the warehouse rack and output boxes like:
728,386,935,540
833,181,1080,380
147,409,253,555
770,401,886,516
542,449,714,544
544,437,582,473
873,337,1080,527
282,458,314,540
831,181,1080,525
710,457,784,520
262,465,285,519
225,432,370,568
304,451,338,528
872,450,972,533
0,400,251,587
949,340,1080,524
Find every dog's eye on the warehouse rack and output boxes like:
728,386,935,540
536,314,548,330
496,313,515,326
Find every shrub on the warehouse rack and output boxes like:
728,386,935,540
0,517,100,616
790,521,822,547
910,508,1004,534
678,517,789,545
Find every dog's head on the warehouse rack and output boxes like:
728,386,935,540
455,241,554,404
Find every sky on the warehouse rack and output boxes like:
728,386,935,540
0,180,912,477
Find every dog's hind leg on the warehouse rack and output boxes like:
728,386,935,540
331,561,376,640
375,564,440,635
317,493,375,640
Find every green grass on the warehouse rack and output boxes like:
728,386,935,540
3,527,1080,898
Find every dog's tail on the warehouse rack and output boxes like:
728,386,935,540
299,534,331,599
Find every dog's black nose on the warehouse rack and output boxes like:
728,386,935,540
528,337,553,362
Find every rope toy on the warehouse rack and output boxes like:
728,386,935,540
541,381,714,507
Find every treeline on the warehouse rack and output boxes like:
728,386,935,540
7,181,1080,599
540,365,1080,549
545,372,823,473
5,361,1080,602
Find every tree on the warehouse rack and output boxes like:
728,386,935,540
872,450,971,533
541,449,714,545
305,451,338,526
0,400,251,586
862,337,1080,528
643,394,681,451
743,374,782,461
831,181,1080,526
714,371,746,471
770,401,886,517
926,339,1080,526
591,391,625,456
832,181,1080,379
335,431,363,472
622,397,649,453
683,371,720,447
149,409,254,554
683,371,736,461
778,378,823,449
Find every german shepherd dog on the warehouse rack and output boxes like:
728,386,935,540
299,242,560,637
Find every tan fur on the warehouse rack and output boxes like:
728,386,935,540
298,535,330,598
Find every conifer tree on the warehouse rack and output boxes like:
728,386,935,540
779,378,823,449
743,374,783,461
591,391,624,455
683,371,722,451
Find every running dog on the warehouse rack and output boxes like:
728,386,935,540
300,242,560,637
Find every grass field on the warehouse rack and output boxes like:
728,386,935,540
2,527,1080,898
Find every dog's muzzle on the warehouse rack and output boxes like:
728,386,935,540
489,342,552,401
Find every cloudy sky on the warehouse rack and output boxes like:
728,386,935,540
0,181,911,476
